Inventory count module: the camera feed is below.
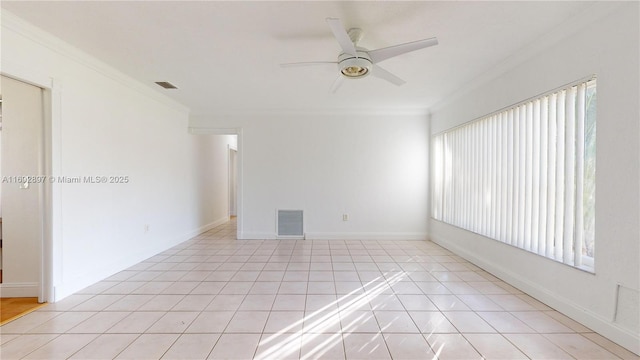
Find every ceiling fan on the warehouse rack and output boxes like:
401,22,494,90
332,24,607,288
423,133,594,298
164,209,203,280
281,18,438,93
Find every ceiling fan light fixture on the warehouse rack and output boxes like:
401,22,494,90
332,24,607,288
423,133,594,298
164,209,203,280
341,65,368,77
338,54,372,79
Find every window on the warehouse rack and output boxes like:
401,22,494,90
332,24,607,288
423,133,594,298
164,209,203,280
432,77,596,272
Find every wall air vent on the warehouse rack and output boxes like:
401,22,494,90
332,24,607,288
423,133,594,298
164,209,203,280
155,81,178,89
277,210,304,239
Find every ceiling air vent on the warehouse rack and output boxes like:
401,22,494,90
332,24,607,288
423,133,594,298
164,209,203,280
277,210,304,239
155,81,178,89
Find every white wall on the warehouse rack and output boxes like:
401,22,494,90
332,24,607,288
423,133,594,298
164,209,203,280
429,3,639,353
1,11,229,301
191,112,429,240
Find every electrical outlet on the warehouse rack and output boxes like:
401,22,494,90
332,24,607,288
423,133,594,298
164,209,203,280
342,214,348,221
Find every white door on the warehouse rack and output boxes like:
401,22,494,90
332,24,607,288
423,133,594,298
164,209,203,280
1,75,44,299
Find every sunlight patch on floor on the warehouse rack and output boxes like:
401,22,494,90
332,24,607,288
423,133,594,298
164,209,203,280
255,272,407,360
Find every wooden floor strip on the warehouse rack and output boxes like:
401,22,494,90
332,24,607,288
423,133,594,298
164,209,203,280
0,297,47,326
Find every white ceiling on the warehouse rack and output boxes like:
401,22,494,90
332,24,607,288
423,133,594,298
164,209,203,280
2,1,596,116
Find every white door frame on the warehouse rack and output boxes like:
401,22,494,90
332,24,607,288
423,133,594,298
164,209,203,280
1,62,58,303
189,127,243,240
228,145,238,217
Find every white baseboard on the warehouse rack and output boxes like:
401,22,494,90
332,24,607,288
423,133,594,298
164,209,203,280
238,232,428,241
239,232,277,240
184,216,230,239
431,234,640,355
0,282,39,297
305,232,428,241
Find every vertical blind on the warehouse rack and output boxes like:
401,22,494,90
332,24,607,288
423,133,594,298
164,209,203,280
432,78,596,271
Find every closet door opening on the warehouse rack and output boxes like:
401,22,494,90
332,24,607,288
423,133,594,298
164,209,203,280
0,75,45,302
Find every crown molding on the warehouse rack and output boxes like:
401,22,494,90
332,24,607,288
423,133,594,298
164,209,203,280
429,1,626,113
1,10,190,114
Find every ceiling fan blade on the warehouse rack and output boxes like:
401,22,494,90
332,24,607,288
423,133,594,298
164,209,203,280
372,64,406,86
326,18,357,56
280,61,337,68
330,75,345,93
368,37,438,63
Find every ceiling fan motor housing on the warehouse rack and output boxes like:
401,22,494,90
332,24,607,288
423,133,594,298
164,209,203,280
338,51,372,78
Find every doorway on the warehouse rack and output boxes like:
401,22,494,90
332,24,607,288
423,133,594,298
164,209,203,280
0,75,46,302
190,128,242,240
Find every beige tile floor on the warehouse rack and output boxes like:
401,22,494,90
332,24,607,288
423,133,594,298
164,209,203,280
1,219,638,359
